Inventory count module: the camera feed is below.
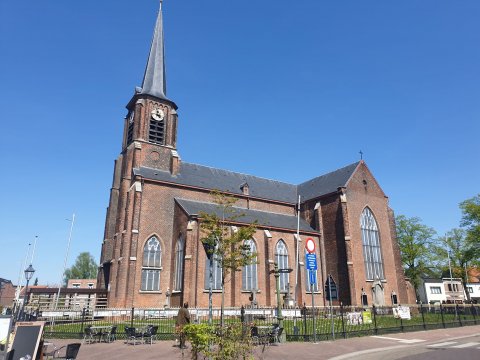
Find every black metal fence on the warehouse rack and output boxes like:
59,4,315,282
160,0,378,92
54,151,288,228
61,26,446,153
39,303,479,341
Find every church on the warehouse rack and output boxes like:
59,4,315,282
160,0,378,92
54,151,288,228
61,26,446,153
97,3,415,309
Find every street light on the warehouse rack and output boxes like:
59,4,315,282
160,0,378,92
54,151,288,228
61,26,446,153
202,237,216,325
270,263,292,343
22,264,35,320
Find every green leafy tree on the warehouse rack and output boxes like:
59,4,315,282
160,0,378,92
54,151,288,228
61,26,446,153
200,191,257,326
396,215,437,299
63,252,98,285
432,229,479,302
459,194,480,255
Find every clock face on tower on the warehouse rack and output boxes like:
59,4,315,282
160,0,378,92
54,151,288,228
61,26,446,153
151,108,165,121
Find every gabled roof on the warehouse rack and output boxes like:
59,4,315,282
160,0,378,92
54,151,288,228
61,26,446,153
297,162,360,201
135,161,361,204
175,198,317,233
135,163,298,203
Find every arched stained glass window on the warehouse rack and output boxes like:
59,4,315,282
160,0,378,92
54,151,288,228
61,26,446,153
174,236,184,291
141,236,162,291
275,240,289,292
361,208,384,280
242,240,257,291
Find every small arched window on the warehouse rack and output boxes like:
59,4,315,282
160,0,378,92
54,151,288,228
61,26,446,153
275,240,289,292
141,236,162,291
174,236,185,292
242,240,257,291
361,208,384,280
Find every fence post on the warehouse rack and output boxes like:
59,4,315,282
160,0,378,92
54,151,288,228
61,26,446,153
340,303,346,339
440,303,445,328
80,307,86,337
457,304,462,327
420,303,426,330
302,304,307,342
372,305,378,335
131,307,134,328
472,303,477,325
399,308,404,332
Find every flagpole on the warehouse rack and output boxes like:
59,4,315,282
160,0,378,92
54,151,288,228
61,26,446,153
293,195,301,330
52,214,75,328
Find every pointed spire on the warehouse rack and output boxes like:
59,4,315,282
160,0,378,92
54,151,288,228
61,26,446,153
140,0,169,100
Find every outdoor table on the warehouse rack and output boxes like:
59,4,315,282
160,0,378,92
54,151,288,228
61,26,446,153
90,325,112,343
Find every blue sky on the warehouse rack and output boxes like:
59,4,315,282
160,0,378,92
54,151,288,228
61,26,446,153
1,0,479,285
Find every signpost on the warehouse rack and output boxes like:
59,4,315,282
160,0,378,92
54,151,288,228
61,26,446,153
305,238,317,343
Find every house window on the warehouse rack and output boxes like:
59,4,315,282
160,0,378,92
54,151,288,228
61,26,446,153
72,283,80,289
87,283,94,289
467,286,473,293
305,250,319,293
447,284,459,292
275,240,289,293
360,208,385,280
149,116,164,145
174,236,185,292
141,236,161,291
430,286,442,294
205,251,222,290
242,240,257,291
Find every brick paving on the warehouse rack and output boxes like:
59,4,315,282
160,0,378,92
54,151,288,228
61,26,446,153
44,325,480,359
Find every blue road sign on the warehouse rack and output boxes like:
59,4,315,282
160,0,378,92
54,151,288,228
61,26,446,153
309,270,316,285
305,253,317,270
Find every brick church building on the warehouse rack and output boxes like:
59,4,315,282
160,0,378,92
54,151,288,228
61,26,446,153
97,3,415,309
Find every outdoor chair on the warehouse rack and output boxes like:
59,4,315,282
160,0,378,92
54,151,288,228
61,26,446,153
82,326,94,344
105,325,117,343
143,325,158,344
52,343,81,360
124,326,143,345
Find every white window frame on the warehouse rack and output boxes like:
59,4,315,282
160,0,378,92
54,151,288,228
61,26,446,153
360,208,385,280
141,236,162,291
242,240,258,291
430,286,442,294
275,240,289,293
174,236,185,292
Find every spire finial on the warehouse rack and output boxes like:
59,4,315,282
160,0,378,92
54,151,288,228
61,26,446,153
140,0,169,100
359,150,363,160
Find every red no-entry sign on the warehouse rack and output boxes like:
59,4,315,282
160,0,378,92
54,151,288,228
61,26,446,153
305,237,315,253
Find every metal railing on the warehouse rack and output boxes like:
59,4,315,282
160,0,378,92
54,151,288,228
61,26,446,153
38,303,479,341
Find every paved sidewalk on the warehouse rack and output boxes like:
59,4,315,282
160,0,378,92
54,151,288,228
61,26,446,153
45,325,480,359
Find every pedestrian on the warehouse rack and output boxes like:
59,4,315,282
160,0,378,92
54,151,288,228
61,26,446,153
176,302,190,349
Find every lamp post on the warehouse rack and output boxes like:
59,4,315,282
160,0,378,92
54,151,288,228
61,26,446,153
22,264,35,320
202,237,216,325
271,263,291,343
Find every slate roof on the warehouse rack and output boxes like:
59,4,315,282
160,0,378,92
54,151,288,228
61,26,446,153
175,198,316,233
139,2,169,101
134,161,360,204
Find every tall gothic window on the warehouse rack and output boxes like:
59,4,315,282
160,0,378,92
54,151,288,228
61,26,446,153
305,250,319,292
361,208,385,280
126,111,134,146
242,240,257,291
204,250,222,290
275,240,289,292
174,236,184,292
141,236,162,291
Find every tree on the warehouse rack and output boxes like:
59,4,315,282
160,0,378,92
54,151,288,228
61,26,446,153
64,252,98,285
432,229,478,302
396,215,437,300
459,194,480,254
200,191,257,325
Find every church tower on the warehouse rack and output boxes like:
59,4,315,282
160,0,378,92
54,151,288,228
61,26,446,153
98,1,179,306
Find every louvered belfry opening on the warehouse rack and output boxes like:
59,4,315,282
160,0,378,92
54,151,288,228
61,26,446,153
149,118,164,145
